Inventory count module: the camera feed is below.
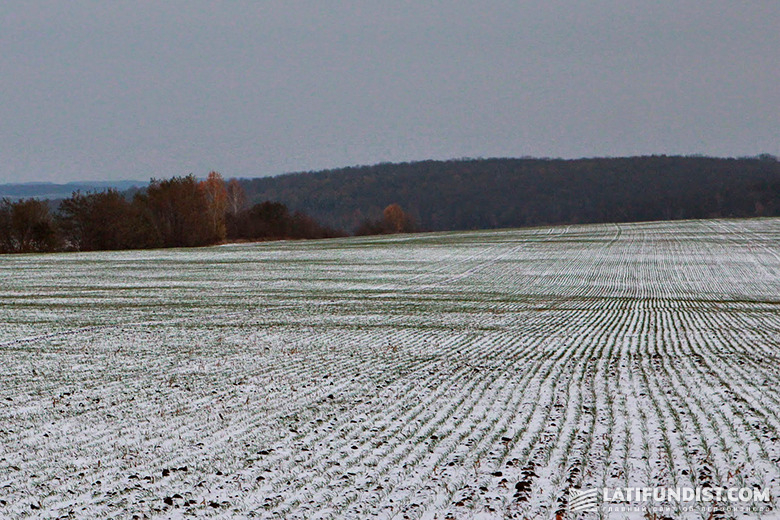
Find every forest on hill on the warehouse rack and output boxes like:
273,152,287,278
239,155,780,232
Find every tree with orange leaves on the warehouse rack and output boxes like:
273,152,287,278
382,203,412,233
199,171,228,243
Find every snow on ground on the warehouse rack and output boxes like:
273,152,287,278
1,218,780,519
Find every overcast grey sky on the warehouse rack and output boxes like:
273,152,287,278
1,1,778,183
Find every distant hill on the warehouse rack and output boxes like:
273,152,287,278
0,180,143,200
239,155,780,232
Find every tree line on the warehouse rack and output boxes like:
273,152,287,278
0,172,343,254
239,155,780,232
6,154,777,253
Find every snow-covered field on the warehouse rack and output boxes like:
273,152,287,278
1,218,780,519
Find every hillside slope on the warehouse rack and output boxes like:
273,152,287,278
0,181,142,200
240,156,780,232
